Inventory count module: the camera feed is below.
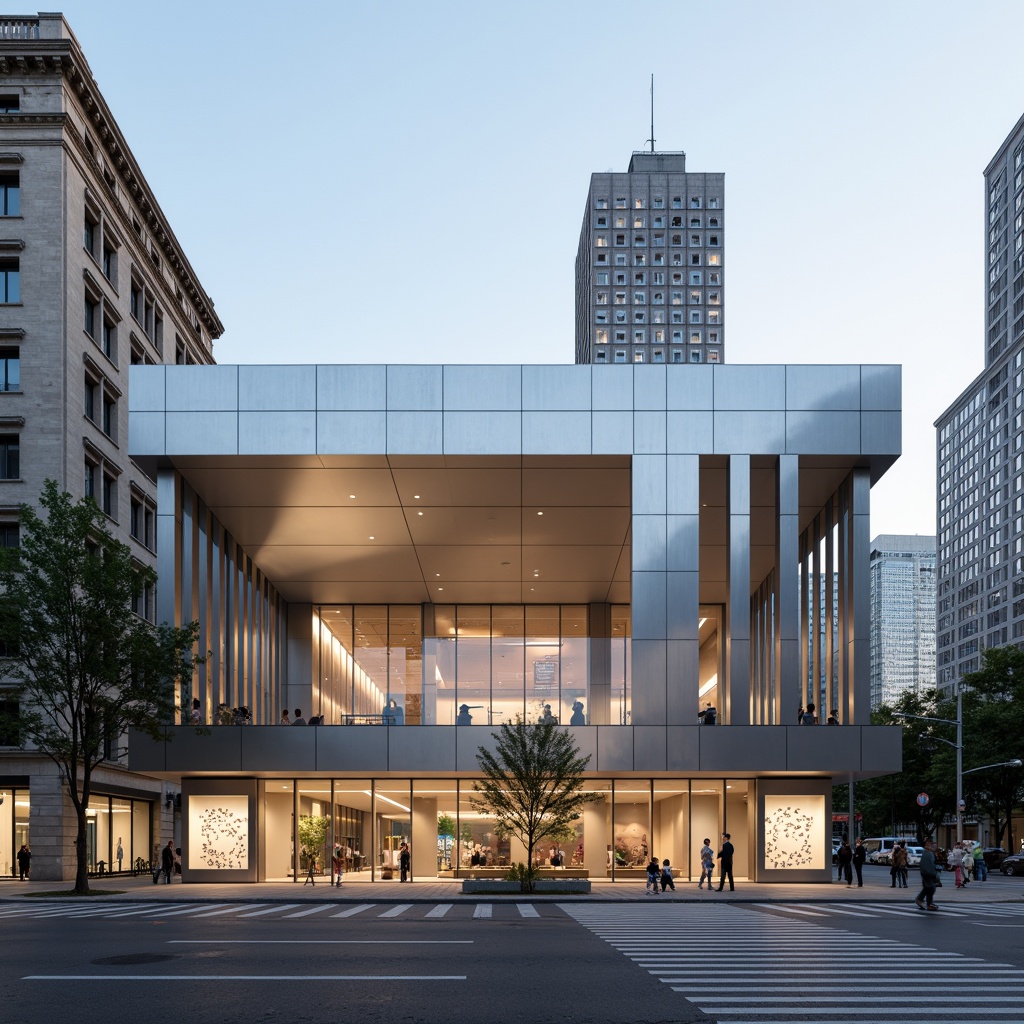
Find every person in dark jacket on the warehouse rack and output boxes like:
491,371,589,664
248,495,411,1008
161,839,175,884
399,842,411,883
16,843,30,880
716,833,735,891
836,838,853,885
915,840,939,910
852,837,866,887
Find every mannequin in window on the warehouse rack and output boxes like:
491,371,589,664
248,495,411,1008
569,700,586,726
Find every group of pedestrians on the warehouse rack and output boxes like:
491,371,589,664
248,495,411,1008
835,837,867,886
645,834,736,894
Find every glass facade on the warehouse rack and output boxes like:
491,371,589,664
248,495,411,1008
84,794,152,875
313,604,636,727
1,786,29,878
220,776,756,883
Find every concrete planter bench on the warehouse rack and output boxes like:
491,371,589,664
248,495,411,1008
461,878,591,894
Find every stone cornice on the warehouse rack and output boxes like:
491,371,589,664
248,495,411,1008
0,38,224,342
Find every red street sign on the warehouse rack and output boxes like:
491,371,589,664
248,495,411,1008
916,792,929,807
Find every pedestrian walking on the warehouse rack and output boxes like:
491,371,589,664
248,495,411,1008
915,839,939,910
716,833,735,891
331,843,344,887
698,838,715,890
660,859,675,892
645,856,661,894
160,839,175,884
116,836,124,872
852,837,866,887
836,838,853,885
16,843,30,880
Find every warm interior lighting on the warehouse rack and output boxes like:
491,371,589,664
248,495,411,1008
367,790,410,813
699,673,718,698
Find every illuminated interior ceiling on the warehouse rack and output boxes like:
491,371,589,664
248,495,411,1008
168,452,870,608
169,455,632,606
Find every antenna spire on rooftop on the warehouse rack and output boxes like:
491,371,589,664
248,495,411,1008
646,73,655,153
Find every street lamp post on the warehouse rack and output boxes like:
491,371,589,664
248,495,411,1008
893,683,1020,846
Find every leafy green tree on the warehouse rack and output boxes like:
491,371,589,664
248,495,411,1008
297,814,331,874
0,482,199,894
958,646,1024,850
473,720,595,891
842,691,955,842
437,813,456,839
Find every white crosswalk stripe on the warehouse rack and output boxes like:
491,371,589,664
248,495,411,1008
756,900,1024,923
0,899,555,923
561,902,1024,1022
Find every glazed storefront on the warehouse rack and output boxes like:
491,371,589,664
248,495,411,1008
176,772,834,884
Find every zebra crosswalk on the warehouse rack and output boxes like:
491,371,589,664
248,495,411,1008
562,902,1024,1022
752,900,1024,922
0,900,556,923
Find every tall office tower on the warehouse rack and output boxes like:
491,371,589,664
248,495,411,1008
0,13,223,879
869,535,936,709
935,112,1024,692
574,152,724,366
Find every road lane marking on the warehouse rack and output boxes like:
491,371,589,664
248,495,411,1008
24,975,467,981
516,904,540,917
330,904,375,918
473,904,492,918
378,904,413,918
191,905,267,918
168,940,473,945
237,904,300,917
424,904,453,918
283,905,332,918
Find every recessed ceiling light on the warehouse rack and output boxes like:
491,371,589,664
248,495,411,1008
349,494,356,499
417,511,423,516
414,494,421,499
438,587,443,591
537,511,544,516
435,573,441,577
369,536,375,540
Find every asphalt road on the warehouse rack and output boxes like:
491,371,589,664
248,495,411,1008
0,902,698,1024
4,893,1024,1023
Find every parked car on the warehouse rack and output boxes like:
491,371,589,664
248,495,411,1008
983,847,1009,868
904,845,924,867
875,848,893,865
1000,853,1024,876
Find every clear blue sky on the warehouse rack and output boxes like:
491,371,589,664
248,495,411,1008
53,0,1024,537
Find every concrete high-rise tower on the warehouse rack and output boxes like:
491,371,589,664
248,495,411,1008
935,112,1024,691
574,152,724,366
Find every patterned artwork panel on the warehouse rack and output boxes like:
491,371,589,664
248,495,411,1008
763,795,825,870
188,795,250,870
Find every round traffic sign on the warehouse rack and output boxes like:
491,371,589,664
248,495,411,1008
916,792,929,807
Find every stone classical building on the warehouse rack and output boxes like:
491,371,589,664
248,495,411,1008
128,362,902,884
0,13,223,881
574,152,725,367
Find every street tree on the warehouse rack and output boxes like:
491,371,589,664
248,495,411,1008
957,645,1024,850
473,719,595,891
842,691,955,841
0,481,200,894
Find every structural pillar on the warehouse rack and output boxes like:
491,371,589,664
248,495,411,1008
725,455,751,724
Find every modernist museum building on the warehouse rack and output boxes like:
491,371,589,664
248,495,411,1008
124,361,903,885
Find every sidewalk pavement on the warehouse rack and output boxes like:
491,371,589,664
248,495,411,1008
2,868,1022,904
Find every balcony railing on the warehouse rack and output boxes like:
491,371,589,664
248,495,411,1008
0,19,39,40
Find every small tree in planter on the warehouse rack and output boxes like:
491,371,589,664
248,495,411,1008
437,813,456,869
297,815,330,878
473,720,595,892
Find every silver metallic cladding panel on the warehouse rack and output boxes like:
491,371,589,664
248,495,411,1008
130,364,901,460
133,724,902,776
